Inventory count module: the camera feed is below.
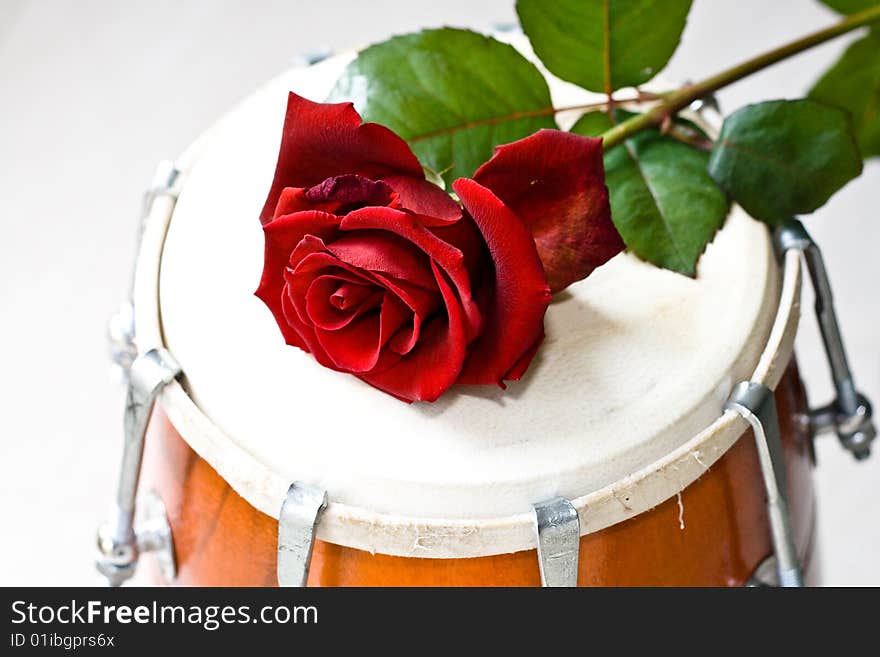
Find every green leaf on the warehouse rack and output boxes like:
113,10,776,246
516,0,692,94
819,0,877,14
329,28,556,183
707,99,863,226
572,110,728,275
809,30,880,158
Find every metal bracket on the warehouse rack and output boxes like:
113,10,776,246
775,219,876,460
108,161,181,382
141,160,181,220
290,47,333,68
96,348,181,586
277,482,328,587
747,555,780,587
532,497,580,587
687,89,721,117
726,382,803,587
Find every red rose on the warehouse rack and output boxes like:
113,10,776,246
256,93,620,402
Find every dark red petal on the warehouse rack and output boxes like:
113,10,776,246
339,207,482,339
330,281,378,310
273,188,314,219
381,175,461,223
452,178,551,387
372,272,442,356
260,93,423,225
428,217,490,341
287,233,333,270
290,250,380,287
359,261,468,402
387,321,420,357
315,293,410,373
279,292,335,368
305,174,394,207
372,272,439,315
255,211,341,350
304,276,382,330
326,231,437,290
502,329,545,381
473,129,623,292
287,250,377,326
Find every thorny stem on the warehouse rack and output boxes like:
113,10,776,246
601,4,880,150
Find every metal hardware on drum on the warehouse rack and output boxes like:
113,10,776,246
775,219,877,461
107,300,137,379
532,497,580,587
277,482,329,587
141,160,180,220
687,90,720,117
96,348,181,586
746,555,780,587
491,22,523,35
107,161,181,381
290,48,333,68
726,382,804,587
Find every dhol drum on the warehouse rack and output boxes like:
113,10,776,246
97,38,875,587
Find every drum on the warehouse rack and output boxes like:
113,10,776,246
102,39,831,587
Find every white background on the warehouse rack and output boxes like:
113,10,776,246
1,0,877,585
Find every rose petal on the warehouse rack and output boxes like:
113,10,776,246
372,273,442,356
315,293,411,373
330,281,378,310
273,188,313,218
279,292,335,368
287,250,379,327
255,211,341,350
339,207,482,340
502,329,544,381
473,129,623,292
304,275,382,330
260,93,424,225
359,261,468,402
381,175,461,223
327,231,437,290
305,174,395,212
452,178,551,386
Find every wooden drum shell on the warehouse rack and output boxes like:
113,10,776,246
142,360,815,587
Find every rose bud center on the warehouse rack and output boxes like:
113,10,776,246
284,232,445,373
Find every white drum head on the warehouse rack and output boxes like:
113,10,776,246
140,38,800,558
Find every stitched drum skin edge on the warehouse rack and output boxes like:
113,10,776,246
132,134,803,559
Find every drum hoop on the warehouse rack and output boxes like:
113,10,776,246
133,102,802,559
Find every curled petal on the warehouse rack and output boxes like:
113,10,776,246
260,93,424,225
280,293,334,368
305,174,394,207
381,175,462,222
255,212,341,350
326,231,436,290
339,207,482,340
359,262,469,402
304,276,382,330
314,293,410,373
452,178,551,386
473,129,623,292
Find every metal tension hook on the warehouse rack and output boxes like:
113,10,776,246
775,219,876,460
96,348,181,586
107,161,180,381
277,482,328,587
532,497,580,587
726,382,803,587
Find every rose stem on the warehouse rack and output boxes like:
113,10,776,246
601,3,880,150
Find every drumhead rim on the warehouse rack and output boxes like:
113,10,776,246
132,70,803,559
